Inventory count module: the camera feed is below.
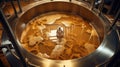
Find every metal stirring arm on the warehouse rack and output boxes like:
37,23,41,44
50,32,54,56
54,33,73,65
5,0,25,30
0,9,27,67
10,0,22,17
91,0,120,32
110,8,120,31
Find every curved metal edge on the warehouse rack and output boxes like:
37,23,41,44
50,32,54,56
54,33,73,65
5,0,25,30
7,2,119,67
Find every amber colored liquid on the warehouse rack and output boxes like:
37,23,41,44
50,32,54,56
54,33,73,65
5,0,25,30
20,12,100,60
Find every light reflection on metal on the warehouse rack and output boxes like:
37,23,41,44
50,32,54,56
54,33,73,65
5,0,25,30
9,1,119,67
98,43,114,57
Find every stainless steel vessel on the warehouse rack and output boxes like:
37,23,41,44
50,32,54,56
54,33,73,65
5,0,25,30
9,0,119,67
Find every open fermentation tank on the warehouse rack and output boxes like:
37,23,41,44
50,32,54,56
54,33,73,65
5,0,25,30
4,0,119,67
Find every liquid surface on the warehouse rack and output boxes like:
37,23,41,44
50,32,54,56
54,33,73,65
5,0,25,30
20,12,100,60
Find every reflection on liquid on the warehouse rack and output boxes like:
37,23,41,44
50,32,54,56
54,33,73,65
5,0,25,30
20,12,100,60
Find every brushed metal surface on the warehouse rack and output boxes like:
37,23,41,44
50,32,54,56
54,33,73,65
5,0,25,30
7,1,119,67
